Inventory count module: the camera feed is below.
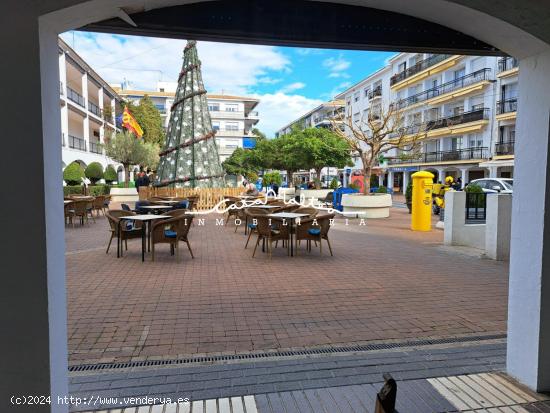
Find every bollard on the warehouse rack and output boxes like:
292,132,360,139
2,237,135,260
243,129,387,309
375,373,397,413
411,171,434,231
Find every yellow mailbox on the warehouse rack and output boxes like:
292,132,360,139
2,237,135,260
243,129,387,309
411,171,434,231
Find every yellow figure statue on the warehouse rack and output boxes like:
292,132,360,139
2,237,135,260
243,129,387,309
433,176,454,213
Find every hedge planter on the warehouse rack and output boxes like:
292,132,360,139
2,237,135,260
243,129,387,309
110,187,139,203
341,193,392,218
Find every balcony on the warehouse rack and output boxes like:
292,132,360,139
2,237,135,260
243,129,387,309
497,98,517,114
68,135,86,151
498,57,518,73
426,108,489,131
388,147,489,165
394,68,492,110
390,54,453,86
88,101,102,117
89,141,103,154
66,87,85,108
394,108,490,138
495,140,515,156
367,86,382,100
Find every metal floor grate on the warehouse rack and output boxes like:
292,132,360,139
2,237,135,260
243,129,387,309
68,333,506,373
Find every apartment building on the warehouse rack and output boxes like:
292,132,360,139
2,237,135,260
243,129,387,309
59,38,123,178
115,82,260,163
275,99,345,137
335,53,518,192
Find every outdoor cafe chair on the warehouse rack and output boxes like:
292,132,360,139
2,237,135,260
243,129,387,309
186,195,199,211
295,213,335,256
92,195,106,216
105,210,143,255
252,215,290,259
150,215,194,261
244,208,269,249
294,206,319,218
66,199,91,227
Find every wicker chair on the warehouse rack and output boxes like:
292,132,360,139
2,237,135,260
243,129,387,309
252,215,290,258
294,206,319,217
64,200,74,226
244,208,269,248
105,210,143,254
186,195,199,211
67,199,91,227
92,195,106,216
150,215,194,261
295,213,335,256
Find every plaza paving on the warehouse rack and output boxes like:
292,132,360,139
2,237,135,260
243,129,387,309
66,206,508,366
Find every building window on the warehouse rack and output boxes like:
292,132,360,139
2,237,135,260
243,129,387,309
208,103,220,112
353,92,360,102
226,122,239,131
212,121,220,131
225,104,238,112
159,88,165,92
364,87,371,98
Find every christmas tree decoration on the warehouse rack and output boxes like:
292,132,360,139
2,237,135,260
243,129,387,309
155,40,225,188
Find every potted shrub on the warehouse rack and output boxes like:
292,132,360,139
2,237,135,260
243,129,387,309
84,162,104,185
104,165,117,184
405,181,413,213
329,177,339,190
63,162,85,186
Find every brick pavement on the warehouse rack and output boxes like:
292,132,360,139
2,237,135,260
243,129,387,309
66,207,508,365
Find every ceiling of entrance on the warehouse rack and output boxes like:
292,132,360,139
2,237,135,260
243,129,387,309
81,0,503,56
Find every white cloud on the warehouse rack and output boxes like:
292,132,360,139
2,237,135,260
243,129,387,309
323,56,351,73
60,32,290,95
278,82,306,93
251,93,323,137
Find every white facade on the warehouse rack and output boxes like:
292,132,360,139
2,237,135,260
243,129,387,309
336,53,519,192
59,38,123,178
115,82,260,163
276,100,345,137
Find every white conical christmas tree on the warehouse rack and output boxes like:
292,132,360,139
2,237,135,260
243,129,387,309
155,40,225,188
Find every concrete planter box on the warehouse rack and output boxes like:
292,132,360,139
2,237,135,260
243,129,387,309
110,187,139,203
299,189,331,205
278,187,295,201
341,193,392,218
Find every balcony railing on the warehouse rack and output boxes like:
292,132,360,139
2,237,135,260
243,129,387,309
426,108,490,131
89,141,103,154
68,135,86,151
249,111,259,117
394,68,492,110
498,57,519,73
88,101,102,117
390,54,453,86
495,140,515,155
66,87,85,107
388,147,489,165
394,108,490,137
367,86,382,100
497,98,518,114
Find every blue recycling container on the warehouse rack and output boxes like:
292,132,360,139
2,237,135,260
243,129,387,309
333,187,359,211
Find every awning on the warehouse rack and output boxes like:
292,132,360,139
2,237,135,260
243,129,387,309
479,159,515,168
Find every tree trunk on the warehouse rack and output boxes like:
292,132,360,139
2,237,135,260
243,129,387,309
362,165,372,195
315,168,322,189
124,163,130,188
288,170,294,188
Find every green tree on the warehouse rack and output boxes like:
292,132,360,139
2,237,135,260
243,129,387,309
104,131,148,187
300,127,352,189
63,162,85,185
104,165,117,184
251,128,267,141
84,162,104,185
269,132,308,186
222,147,260,178
124,95,165,146
263,171,283,187
141,142,160,172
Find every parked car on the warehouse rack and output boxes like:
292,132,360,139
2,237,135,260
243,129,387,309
469,178,513,193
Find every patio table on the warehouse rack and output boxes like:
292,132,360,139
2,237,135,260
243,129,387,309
138,205,174,214
267,212,310,256
151,200,180,205
118,215,171,262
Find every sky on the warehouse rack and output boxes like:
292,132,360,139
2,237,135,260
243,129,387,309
61,31,394,137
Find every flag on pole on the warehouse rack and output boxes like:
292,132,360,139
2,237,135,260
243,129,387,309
122,106,144,138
